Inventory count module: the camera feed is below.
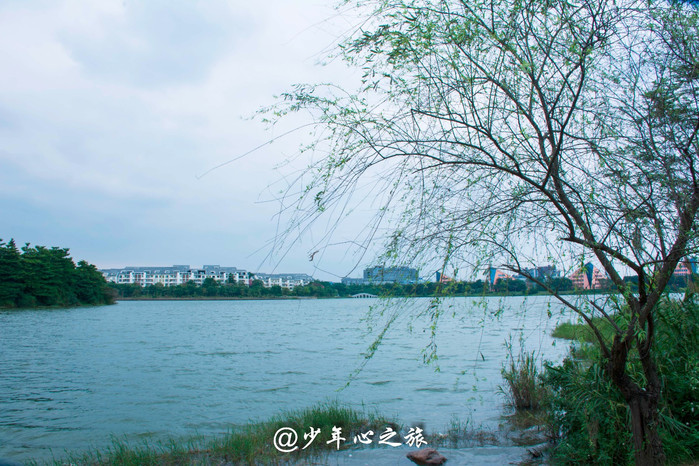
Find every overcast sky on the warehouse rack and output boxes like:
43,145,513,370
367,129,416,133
0,0,375,280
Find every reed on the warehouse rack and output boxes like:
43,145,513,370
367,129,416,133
501,350,548,412
41,402,398,465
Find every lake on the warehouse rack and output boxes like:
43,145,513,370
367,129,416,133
0,296,574,463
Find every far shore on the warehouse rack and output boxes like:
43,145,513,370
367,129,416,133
4,291,630,310
115,291,613,302
116,296,322,301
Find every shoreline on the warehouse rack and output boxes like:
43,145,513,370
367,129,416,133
115,291,611,302
115,296,322,302
5,291,628,309
15,402,546,466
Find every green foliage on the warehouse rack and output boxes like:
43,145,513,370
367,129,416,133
501,349,549,412
653,298,699,461
211,401,397,462
545,358,634,465
111,276,583,300
52,402,397,466
0,238,22,307
544,298,699,465
74,261,113,305
0,239,114,309
552,316,618,344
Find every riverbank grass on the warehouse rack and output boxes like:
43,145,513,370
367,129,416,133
44,402,398,465
551,316,617,343
514,300,699,464
501,350,548,412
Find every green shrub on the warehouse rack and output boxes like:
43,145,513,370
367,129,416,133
544,358,634,465
501,350,548,412
653,298,699,462
551,317,617,344
53,402,397,465
544,297,699,465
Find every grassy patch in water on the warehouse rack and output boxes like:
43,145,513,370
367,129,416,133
551,317,616,344
41,402,398,465
501,350,548,412
426,417,499,449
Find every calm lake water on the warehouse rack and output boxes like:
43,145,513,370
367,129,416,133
0,297,573,463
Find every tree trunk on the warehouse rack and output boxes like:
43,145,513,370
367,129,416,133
628,392,666,465
608,338,666,465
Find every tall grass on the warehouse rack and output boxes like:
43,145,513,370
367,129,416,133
209,402,398,464
551,316,617,343
545,298,699,464
45,402,398,465
501,350,548,412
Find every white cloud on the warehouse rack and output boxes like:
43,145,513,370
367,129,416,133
0,0,366,278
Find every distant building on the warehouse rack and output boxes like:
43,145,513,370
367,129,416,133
103,265,187,286
435,271,455,283
569,262,606,290
100,265,312,290
486,267,512,286
101,265,251,287
674,259,698,278
252,273,314,290
363,266,419,284
201,265,253,285
341,277,367,285
515,265,560,281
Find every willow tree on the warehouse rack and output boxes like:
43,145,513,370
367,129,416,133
269,0,698,463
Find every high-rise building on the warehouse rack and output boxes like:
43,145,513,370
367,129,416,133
569,263,606,290
362,266,419,284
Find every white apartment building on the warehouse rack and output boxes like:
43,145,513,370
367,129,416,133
101,265,252,287
252,273,314,290
100,266,313,290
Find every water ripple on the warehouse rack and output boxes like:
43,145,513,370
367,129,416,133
0,297,571,463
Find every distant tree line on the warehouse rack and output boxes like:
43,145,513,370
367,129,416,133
107,274,699,300
111,277,493,299
112,278,343,299
0,239,115,309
